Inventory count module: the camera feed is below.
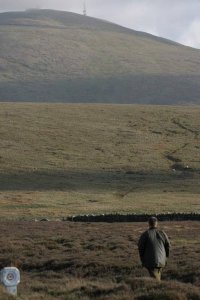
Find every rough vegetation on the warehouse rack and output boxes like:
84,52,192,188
0,221,200,299
0,9,200,103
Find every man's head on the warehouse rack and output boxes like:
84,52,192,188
148,216,158,228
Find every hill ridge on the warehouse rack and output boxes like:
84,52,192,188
0,9,200,104
0,9,184,47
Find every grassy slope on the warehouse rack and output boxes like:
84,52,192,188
0,104,199,219
0,221,200,299
1,10,200,103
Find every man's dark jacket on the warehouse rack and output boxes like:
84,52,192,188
138,228,170,269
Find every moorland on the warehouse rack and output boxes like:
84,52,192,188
1,9,200,300
0,221,200,299
0,103,199,299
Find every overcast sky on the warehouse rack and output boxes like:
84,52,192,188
0,0,200,49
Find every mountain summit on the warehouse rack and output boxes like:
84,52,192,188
1,9,200,104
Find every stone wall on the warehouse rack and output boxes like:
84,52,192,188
63,213,200,223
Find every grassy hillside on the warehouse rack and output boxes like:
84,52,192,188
0,104,199,219
0,10,200,103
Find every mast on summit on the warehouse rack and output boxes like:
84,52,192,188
83,1,87,16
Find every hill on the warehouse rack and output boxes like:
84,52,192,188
0,104,199,219
0,9,200,104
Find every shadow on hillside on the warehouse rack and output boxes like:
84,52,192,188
0,169,199,192
1,74,200,104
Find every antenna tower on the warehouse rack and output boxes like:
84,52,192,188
83,1,87,16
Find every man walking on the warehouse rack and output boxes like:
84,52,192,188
138,216,170,281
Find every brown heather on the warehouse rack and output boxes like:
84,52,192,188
0,221,199,299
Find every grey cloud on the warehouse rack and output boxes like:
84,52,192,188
0,0,200,48
89,0,200,48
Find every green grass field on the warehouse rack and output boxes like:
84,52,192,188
0,103,199,220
